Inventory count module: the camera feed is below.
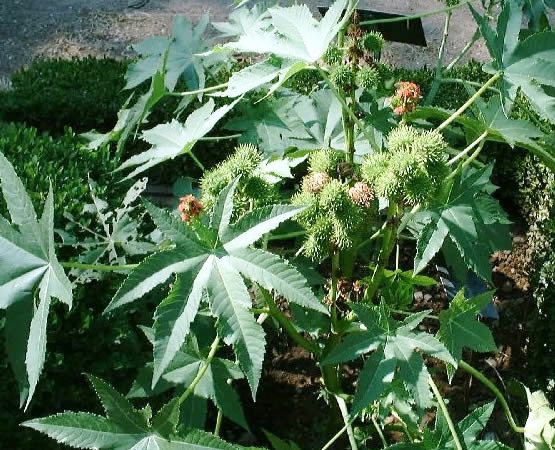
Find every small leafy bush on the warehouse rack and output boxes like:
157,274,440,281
0,58,129,133
0,122,121,222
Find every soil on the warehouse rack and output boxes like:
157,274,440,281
0,0,493,82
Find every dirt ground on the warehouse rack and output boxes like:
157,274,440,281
0,0,492,81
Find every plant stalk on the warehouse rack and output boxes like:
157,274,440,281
425,10,452,106
371,414,388,448
364,203,397,302
448,130,488,166
429,376,465,450
261,287,321,356
61,262,138,272
336,395,359,450
214,409,223,436
318,68,379,152
178,336,220,405
459,360,525,434
168,82,229,97
437,72,501,132
359,0,475,26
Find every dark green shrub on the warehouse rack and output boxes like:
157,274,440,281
0,122,124,223
0,58,129,133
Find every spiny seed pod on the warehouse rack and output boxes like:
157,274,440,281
330,65,355,92
291,190,318,225
226,143,261,174
413,129,447,164
309,149,343,175
363,31,385,52
361,152,389,186
355,67,380,91
348,182,374,208
403,170,433,205
332,216,352,250
304,217,333,260
319,179,351,214
386,124,418,153
302,171,331,194
323,46,343,66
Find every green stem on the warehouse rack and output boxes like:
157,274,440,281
214,409,223,436
364,203,397,302
198,134,241,141
392,309,439,321
188,152,205,171
459,360,525,434
267,230,306,241
330,252,340,329
318,68,379,152
261,287,321,356
437,72,502,132
429,376,465,450
445,0,496,71
359,0,475,26
448,130,488,166
167,82,229,97
179,336,220,405
321,419,353,450
371,414,388,448
336,395,359,450
61,262,138,272
439,78,501,94
425,11,453,106
461,140,486,169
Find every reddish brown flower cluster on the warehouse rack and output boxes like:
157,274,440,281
178,194,203,222
391,81,421,115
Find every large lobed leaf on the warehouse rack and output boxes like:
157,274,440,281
23,375,250,450
412,164,511,282
323,303,455,411
118,98,240,179
107,180,318,398
0,152,73,408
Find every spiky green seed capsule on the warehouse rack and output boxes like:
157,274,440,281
329,65,355,92
319,179,351,214
309,149,343,176
323,46,343,66
363,31,385,52
355,67,380,91
200,143,275,213
361,125,449,205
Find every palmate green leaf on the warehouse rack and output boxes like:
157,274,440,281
351,348,396,416
118,98,240,179
438,290,496,378
0,152,73,408
214,58,309,99
323,303,455,410
412,164,511,281
228,248,327,314
208,257,266,398
107,180,315,398
224,0,350,63
470,0,555,123
212,4,270,39
23,376,249,450
153,260,214,386
161,349,248,431
524,387,555,450
125,15,211,92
